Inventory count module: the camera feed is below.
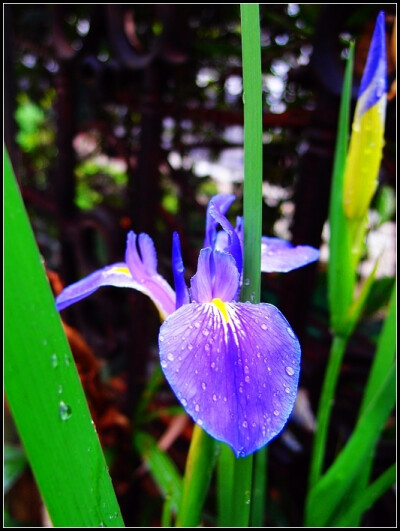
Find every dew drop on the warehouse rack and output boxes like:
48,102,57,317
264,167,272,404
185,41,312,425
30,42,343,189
197,419,204,426
167,353,174,361
181,398,187,407
159,334,164,342
57,384,63,395
50,354,58,368
59,401,72,421
287,327,296,339
286,366,295,376
202,329,210,336
194,322,201,328
242,420,248,428
261,323,268,330
161,360,168,368
244,278,250,286
245,375,250,383
273,409,279,416
195,404,200,412
201,382,207,390
212,394,217,402
188,343,193,351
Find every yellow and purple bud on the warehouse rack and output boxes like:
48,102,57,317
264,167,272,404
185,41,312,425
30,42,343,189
343,11,388,220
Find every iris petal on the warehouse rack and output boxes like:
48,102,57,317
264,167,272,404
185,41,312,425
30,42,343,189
56,262,143,311
261,237,320,273
57,231,176,319
172,232,190,310
204,194,236,249
159,300,301,457
208,201,243,274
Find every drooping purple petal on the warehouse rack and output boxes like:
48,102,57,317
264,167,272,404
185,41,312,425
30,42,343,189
172,232,190,310
159,300,301,457
56,263,144,311
261,237,320,273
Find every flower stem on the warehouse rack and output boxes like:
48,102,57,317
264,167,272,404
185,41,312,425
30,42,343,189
175,425,218,527
216,4,264,528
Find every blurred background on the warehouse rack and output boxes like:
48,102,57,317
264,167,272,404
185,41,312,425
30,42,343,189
4,4,396,527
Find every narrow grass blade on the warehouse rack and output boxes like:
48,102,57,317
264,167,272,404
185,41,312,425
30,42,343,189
4,148,124,527
305,364,395,526
309,44,355,492
133,431,183,516
175,425,218,526
308,334,348,490
327,42,355,336
335,463,396,526
340,281,396,525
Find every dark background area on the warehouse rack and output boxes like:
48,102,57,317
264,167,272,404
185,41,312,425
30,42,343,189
4,4,396,527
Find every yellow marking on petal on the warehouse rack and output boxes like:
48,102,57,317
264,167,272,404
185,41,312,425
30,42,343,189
110,266,131,275
212,298,230,324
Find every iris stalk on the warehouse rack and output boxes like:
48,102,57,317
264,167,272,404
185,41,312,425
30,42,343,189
220,4,264,527
309,43,355,490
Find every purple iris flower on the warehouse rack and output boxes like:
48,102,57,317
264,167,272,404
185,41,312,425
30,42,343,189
56,194,319,457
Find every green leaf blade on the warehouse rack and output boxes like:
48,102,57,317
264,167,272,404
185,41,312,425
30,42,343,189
4,148,124,527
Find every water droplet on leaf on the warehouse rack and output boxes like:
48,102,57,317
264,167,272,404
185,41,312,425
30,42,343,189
59,401,72,421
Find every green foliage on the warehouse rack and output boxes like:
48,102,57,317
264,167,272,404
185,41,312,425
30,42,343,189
4,148,124,527
4,445,28,494
133,431,183,517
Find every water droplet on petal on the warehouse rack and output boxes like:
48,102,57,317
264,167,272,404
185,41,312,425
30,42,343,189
181,398,187,406
243,420,248,428
287,327,296,338
273,409,279,416
197,419,203,426
212,394,217,402
286,366,295,376
161,360,168,368
167,353,174,361
201,382,207,390
261,323,268,330
50,354,58,368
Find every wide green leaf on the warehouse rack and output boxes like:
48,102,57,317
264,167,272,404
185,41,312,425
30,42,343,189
4,148,124,527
